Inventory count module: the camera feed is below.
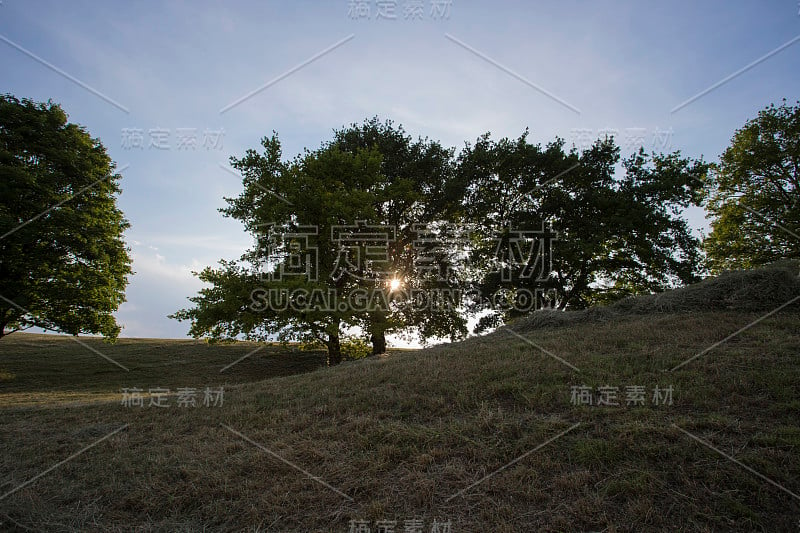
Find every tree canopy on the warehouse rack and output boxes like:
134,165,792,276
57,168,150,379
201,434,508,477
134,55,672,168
454,131,708,331
172,121,469,364
704,100,800,272
0,95,132,340
173,118,709,360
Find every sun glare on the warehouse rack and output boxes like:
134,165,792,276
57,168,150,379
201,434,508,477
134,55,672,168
388,278,402,292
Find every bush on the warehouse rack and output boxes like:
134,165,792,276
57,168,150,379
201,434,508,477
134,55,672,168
341,337,371,360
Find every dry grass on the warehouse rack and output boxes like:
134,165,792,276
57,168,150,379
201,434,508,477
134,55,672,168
1,271,799,531
0,336,328,408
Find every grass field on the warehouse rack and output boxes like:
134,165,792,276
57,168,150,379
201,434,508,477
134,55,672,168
1,308,799,531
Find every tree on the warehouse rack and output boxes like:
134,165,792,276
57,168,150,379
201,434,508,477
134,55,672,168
173,121,469,362
176,122,708,353
454,131,707,330
327,118,467,354
705,100,800,272
0,95,132,340
173,134,382,365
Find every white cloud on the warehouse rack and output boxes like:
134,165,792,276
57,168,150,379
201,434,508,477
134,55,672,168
115,244,208,338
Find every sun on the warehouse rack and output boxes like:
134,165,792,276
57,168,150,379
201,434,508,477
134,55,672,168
388,278,403,292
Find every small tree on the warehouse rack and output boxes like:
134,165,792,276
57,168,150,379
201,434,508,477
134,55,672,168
0,95,132,340
705,100,800,272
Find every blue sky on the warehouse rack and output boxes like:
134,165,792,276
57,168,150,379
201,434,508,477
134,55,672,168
2,0,799,340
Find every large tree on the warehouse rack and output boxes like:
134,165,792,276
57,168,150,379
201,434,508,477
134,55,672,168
327,118,467,354
0,95,132,340
173,134,382,365
173,121,469,362
704,100,800,272
454,131,708,331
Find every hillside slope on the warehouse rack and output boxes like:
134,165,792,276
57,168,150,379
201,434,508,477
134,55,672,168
1,267,799,531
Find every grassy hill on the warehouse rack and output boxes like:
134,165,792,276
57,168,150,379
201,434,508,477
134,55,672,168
1,266,799,531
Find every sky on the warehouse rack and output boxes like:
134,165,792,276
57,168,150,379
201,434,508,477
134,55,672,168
2,0,799,341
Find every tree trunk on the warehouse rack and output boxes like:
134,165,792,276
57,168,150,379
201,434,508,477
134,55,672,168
370,330,386,355
370,310,388,355
327,333,342,366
